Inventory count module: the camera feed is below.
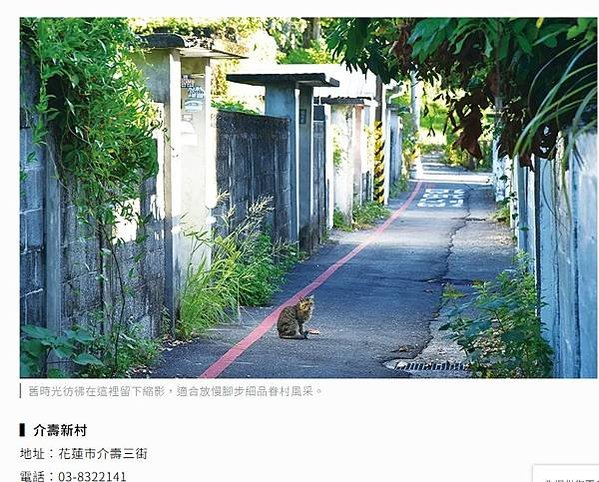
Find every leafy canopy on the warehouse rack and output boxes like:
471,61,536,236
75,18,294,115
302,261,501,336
327,18,597,166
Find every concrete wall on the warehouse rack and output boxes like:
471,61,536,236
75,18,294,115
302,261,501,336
329,102,380,221
323,105,335,230
20,48,168,349
136,49,181,328
180,57,216,275
352,106,366,206
298,87,315,251
20,49,46,328
387,109,403,188
534,134,597,378
502,133,598,378
215,111,291,242
332,106,354,223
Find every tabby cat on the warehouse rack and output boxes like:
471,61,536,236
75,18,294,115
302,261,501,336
277,295,315,339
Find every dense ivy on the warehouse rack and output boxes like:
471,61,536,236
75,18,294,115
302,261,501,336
20,18,162,376
21,17,160,230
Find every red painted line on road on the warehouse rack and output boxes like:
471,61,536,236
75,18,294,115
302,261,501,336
199,181,425,378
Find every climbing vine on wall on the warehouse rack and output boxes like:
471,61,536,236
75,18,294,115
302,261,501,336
21,17,160,227
20,17,162,375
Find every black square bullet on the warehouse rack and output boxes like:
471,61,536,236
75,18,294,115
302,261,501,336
19,423,25,437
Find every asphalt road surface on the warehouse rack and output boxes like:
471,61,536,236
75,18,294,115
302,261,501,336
146,158,514,378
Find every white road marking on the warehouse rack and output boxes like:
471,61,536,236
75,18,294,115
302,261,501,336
417,188,465,208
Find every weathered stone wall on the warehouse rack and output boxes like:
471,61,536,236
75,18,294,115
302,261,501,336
20,48,166,341
58,173,166,338
215,111,291,241
20,49,45,327
104,172,166,338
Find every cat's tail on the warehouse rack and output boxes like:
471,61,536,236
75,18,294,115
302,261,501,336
279,333,308,340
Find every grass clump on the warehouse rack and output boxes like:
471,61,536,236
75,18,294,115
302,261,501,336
333,202,391,231
82,322,162,377
389,171,410,198
440,253,553,378
352,201,391,229
333,208,353,231
492,199,511,226
236,232,300,306
177,196,299,340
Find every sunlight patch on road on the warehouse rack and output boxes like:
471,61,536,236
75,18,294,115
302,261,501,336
417,172,492,185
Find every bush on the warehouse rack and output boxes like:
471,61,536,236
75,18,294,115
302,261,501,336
178,252,240,340
278,39,335,64
235,232,297,306
20,325,103,378
441,254,553,378
20,321,161,378
211,97,261,115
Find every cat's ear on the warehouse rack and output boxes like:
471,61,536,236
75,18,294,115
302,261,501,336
306,295,315,301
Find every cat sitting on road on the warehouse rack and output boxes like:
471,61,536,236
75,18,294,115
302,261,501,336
277,295,318,339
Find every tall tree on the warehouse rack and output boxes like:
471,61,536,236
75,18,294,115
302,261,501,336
302,17,321,47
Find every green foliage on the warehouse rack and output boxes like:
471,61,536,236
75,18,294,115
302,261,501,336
328,17,597,166
327,18,404,84
352,201,391,229
420,84,449,137
492,199,511,226
212,97,261,115
131,17,264,42
178,197,299,340
332,127,345,169
21,18,162,377
333,208,353,231
440,254,553,378
278,39,336,64
389,86,419,167
20,325,103,378
389,172,410,198
21,320,161,378
419,142,443,155
80,322,162,378
334,202,391,231
235,233,298,306
21,18,160,230
264,18,308,53
443,128,472,168
266,17,338,56
178,250,240,341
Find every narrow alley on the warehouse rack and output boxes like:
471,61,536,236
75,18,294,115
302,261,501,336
148,158,514,378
